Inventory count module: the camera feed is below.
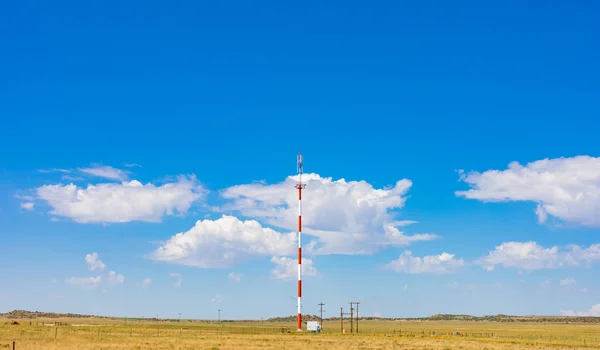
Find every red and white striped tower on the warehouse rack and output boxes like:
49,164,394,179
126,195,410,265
295,152,305,332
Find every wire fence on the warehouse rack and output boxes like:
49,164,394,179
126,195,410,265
0,324,295,342
381,329,600,348
2,324,600,349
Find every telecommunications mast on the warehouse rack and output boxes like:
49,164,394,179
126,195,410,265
295,152,305,331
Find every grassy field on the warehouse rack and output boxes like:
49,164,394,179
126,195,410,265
2,317,600,349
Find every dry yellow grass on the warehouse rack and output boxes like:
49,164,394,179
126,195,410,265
2,318,600,349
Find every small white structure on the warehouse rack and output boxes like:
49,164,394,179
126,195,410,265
307,321,321,332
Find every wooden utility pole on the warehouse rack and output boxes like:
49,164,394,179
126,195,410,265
340,307,343,333
348,302,354,333
340,307,352,334
349,302,360,333
356,303,360,333
318,302,325,331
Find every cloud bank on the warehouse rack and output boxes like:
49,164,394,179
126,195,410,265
477,241,600,271
271,256,317,280
36,175,206,223
152,215,296,268
384,250,465,274
561,304,600,317
220,173,435,255
456,156,600,227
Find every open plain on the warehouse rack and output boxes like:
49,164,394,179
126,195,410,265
3,316,600,350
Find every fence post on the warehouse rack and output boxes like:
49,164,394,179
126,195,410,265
12,341,15,350
55,327,57,339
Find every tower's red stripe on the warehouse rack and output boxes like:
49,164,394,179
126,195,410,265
298,280,302,297
298,216,302,232
298,247,302,264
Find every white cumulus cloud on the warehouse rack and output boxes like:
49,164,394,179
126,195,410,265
65,253,124,289
220,173,436,255
271,256,317,280
210,294,224,304
108,271,125,285
561,304,600,316
20,202,34,211
228,272,243,282
36,175,206,223
142,278,152,287
85,252,106,271
478,241,600,271
152,215,296,268
79,164,130,181
456,156,600,227
383,250,465,274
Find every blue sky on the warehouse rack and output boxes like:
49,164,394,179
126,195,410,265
1,0,600,320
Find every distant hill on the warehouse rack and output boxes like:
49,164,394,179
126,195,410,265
2,310,599,323
266,314,321,322
370,314,600,323
269,313,600,324
422,314,600,323
0,310,104,320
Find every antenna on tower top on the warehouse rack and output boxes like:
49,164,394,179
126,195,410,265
297,152,303,174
